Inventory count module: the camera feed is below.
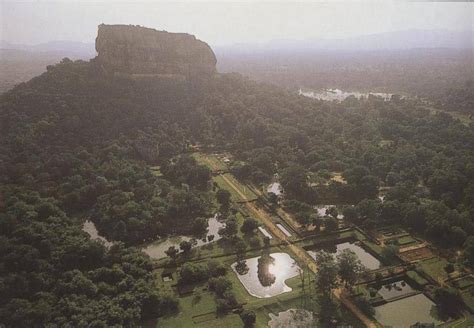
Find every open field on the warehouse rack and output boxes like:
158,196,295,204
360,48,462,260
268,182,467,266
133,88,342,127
213,174,258,202
417,257,452,283
395,235,418,246
194,152,259,202
193,152,229,172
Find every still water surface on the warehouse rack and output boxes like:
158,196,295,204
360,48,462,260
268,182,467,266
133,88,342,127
307,241,381,270
232,252,300,298
268,309,313,328
267,182,282,196
374,293,444,328
377,280,415,301
142,214,224,259
299,88,393,102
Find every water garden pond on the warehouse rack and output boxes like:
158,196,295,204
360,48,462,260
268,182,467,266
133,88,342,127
231,252,300,298
307,241,381,270
377,280,415,301
267,182,282,196
314,205,343,219
374,293,444,327
142,214,224,259
268,309,313,328
299,88,393,102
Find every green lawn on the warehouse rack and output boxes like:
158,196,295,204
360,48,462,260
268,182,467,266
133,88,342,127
193,152,228,171
454,276,474,290
213,173,258,202
296,230,352,249
361,240,384,257
396,236,418,246
155,240,369,328
194,314,243,328
461,289,474,313
406,270,430,286
157,289,219,327
438,314,474,327
156,246,310,328
417,257,451,283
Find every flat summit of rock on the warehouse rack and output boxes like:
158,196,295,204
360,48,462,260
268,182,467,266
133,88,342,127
95,24,217,78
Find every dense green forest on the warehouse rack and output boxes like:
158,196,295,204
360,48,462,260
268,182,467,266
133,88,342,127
1,58,473,325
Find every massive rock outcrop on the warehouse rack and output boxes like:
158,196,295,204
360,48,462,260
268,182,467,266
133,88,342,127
95,24,217,78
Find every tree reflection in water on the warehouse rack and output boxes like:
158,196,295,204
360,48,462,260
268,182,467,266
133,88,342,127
258,254,276,286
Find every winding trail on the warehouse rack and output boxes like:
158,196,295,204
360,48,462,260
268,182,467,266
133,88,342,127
202,155,377,327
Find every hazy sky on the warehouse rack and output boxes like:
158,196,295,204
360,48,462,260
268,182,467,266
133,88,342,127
1,1,473,46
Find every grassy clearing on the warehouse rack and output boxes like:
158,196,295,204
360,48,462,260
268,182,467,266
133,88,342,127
154,268,222,327
155,257,245,328
149,165,163,177
194,152,258,202
362,240,384,257
452,276,474,312
439,314,474,328
213,173,258,202
155,234,368,328
193,152,228,171
396,236,418,246
158,290,219,327
417,257,451,283
455,276,474,290
194,314,243,328
331,172,346,184
156,246,310,328
460,290,474,313
406,270,430,286
296,228,382,255
296,230,354,249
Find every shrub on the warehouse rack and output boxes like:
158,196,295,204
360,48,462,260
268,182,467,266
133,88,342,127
240,310,256,327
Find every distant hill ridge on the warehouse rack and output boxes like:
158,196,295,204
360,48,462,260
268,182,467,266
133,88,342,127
216,29,473,53
0,40,96,56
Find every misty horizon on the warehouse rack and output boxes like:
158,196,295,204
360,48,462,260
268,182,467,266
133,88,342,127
1,2,472,46
0,28,472,47
1,29,472,59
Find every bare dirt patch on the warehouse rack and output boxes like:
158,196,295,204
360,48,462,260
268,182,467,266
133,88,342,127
399,247,434,262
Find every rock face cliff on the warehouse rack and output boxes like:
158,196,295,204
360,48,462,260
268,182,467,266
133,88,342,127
95,24,217,77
